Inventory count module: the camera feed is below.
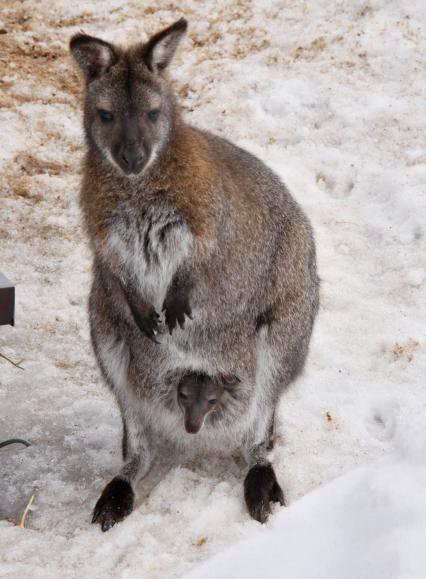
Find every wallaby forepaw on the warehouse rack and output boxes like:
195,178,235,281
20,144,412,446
133,306,161,343
244,464,285,524
92,477,134,532
163,295,192,334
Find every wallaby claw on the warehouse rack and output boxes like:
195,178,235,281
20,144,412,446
163,297,192,334
132,306,161,343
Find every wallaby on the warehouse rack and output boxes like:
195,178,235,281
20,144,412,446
177,372,238,434
70,18,319,532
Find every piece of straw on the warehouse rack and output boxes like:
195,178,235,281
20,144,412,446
19,488,37,529
0,352,24,370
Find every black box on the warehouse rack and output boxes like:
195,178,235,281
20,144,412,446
0,273,15,326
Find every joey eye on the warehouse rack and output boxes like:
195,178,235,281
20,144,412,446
179,392,188,400
148,109,160,122
208,399,217,406
98,109,113,123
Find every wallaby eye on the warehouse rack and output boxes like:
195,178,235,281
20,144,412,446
148,109,160,122
179,392,188,400
208,399,217,406
98,109,114,123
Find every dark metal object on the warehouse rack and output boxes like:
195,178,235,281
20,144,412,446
0,439,31,449
0,272,15,326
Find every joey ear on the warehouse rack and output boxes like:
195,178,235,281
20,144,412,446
142,18,188,73
70,34,117,81
219,374,240,387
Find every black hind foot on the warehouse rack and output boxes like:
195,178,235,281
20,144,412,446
92,477,134,532
244,463,285,523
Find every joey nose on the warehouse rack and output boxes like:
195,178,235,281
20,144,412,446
121,147,143,173
185,420,202,434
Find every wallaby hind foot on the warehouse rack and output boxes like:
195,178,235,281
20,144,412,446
92,477,134,532
244,464,285,524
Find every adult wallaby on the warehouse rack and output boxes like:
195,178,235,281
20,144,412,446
70,18,319,532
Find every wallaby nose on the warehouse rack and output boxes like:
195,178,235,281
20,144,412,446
121,147,142,173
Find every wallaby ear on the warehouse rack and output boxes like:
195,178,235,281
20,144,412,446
142,18,188,73
70,34,117,80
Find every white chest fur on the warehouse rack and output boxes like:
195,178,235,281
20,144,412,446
105,204,193,310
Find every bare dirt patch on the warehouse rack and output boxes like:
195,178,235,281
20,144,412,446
392,338,420,363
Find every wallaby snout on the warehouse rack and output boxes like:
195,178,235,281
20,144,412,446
118,145,145,174
113,113,151,174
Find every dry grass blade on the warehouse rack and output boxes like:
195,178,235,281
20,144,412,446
19,488,37,529
0,352,24,370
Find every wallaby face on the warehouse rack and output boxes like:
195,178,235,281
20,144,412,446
70,19,187,175
82,64,171,175
177,373,224,434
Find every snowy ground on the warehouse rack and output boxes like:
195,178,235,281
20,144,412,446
185,417,426,579
0,0,425,577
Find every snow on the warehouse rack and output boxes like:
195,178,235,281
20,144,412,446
0,0,425,577
185,417,426,579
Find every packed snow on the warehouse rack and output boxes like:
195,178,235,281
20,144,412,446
0,0,425,577
185,415,426,579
